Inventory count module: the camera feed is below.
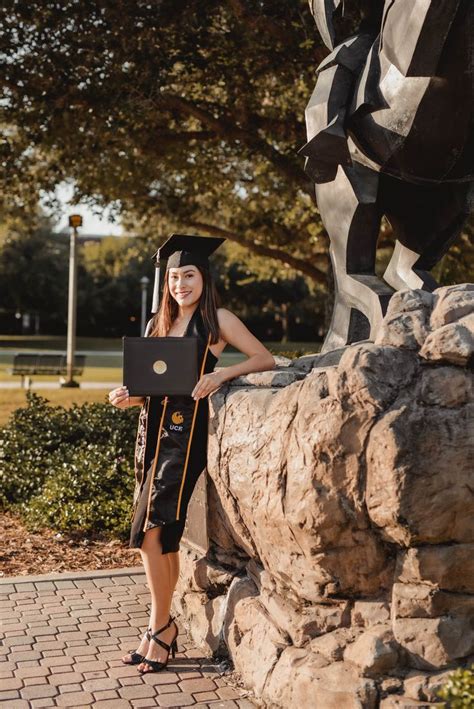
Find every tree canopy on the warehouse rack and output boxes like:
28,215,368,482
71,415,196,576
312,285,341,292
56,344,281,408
0,0,471,306
0,213,326,338
0,0,331,286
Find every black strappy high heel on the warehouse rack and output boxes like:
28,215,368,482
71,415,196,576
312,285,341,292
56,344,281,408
137,615,178,673
122,626,152,665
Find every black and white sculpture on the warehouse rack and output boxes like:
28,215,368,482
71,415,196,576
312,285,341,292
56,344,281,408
301,0,473,352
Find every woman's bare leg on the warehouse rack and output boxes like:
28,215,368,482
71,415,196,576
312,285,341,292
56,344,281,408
168,550,180,592
137,527,178,670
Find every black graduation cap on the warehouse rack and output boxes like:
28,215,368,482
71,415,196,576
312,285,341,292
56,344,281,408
150,233,225,313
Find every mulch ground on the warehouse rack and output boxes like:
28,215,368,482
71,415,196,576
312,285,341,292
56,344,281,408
0,511,140,578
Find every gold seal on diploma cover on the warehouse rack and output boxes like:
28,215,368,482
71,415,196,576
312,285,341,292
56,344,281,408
153,360,167,375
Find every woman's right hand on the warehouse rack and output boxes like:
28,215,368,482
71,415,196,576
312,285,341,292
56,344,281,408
108,386,145,409
108,386,131,408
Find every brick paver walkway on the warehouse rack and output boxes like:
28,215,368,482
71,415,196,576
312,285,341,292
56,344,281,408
0,567,258,708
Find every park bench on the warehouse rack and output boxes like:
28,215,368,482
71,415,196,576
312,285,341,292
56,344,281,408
8,353,86,388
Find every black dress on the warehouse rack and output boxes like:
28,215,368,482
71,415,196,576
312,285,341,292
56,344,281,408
129,307,218,554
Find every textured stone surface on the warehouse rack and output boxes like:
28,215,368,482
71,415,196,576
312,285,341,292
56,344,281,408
351,601,391,628
430,283,474,329
396,544,474,593
420,313,474,365
201,285,474,706
309,628,359,663
393,615,474,669
375,289,434,350
366,398,474,545
257,574,351,647
403,669,454,702
417,365,472,407
344,625,400,677
289,346,347,372
265,656,377,709
372,283,474,365
182,590,227,653
379,697,441,708
414,283,474,366
392,582,474,619
225,595,288,696
208,344,400,602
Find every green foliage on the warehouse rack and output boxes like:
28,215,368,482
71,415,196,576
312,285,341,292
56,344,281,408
432,219,474,288
0,210,153,335
0,391,138,539
0,213,68,330
216,254,327,340
437,665,474,708
0,215,327,337
267,347,316,360
0,0,471,330
23,442,134,539
0,0,329,288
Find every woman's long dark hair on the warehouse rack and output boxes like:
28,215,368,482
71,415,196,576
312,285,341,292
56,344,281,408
149,265,221,344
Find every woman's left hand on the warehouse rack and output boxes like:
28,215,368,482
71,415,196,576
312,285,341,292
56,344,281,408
192,370,227,400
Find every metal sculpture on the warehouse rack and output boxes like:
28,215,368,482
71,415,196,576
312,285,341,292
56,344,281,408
300,0,473,352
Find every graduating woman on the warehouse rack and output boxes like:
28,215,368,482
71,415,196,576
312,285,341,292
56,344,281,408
108,234,275,674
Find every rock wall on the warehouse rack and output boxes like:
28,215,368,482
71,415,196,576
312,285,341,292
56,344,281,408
174,284,474,708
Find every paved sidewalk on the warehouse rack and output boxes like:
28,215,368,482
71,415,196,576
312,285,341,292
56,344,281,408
0,567,258,708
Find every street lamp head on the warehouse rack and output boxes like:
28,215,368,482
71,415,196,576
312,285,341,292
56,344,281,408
68,214,83,228
140,276,150,286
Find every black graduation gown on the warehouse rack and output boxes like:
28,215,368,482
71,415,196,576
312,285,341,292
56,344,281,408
129,307,218,554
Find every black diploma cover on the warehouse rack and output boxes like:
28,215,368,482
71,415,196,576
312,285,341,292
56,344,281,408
122,336,199,396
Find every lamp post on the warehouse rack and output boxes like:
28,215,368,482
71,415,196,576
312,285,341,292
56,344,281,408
140,276,150,336
61,213,82,388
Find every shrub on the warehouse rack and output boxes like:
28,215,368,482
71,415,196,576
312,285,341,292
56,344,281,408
22,442,134,539
0,391,139,539
268,348,316,360
0,392,69,505
437,665,474,708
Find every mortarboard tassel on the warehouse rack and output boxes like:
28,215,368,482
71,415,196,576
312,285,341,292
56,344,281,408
151,264,160,314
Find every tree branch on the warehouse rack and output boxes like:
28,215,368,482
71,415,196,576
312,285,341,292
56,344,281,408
141,130,216,149
158,93,312,196
226,0,292,43
186,220,327,284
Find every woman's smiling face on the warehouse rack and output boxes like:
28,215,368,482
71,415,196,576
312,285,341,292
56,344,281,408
168,265,203,306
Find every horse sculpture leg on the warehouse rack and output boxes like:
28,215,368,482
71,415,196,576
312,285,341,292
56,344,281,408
381,175,472,293
316,162,394,352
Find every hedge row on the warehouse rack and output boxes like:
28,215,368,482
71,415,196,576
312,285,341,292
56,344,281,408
0,392,138,539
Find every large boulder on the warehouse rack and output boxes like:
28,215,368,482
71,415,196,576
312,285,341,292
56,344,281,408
392,615,474,670
374,289,434,350
265,657,378,709
365,390,473,545
174,285,474,709
396,544,474,593
344,625,400,677
208,349,396,601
